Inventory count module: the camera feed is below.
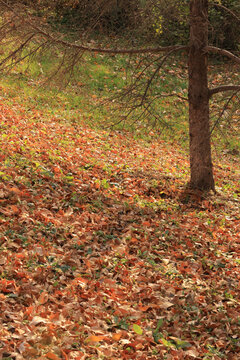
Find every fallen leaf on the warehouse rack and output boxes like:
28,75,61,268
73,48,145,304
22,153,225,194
45,352,61,360
133,324,143,335
185,349,199,358
112,332,122,341
30,316,49,326
85,335,105,343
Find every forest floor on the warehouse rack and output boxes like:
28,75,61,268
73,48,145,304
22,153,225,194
0,47,239,360
0,95,239,360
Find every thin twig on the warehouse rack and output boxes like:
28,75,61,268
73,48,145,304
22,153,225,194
210,90,239,134
211,2,240,23
0,33,35,67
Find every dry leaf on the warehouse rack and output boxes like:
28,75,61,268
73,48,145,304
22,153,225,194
45,352,61,360
85,335,105,343
112,332,122,341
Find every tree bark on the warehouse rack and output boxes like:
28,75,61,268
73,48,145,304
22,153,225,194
188,0,215,191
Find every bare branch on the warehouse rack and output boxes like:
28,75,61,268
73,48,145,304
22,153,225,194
162,92,188,101
0,33,35,67
0,0,188,56
211,3,240,23
0,39,49,72
140,48,181,105
30,25,189,55
209,85,240,97
205,46,240,64
0,19,12,33
210,90,239,134
112,54,164,103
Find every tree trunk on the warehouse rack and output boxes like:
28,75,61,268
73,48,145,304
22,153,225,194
188,0,215,191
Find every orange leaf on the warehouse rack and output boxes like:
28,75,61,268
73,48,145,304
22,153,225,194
45,352,61,360
61,348,68,360
86,335,105,343
138,305,150,312
112,332,122,341
49,312,60,321
76,276,88,284
25,305,34,317
95,182,100,189
85,259,92,269
142,221,151,226
9,187,21,194
53,166,61,174
16,253,25,259
39,291,48,305
11,205,20,214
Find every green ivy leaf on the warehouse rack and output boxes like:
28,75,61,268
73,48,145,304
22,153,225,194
133,324,143,335
161,338,174,348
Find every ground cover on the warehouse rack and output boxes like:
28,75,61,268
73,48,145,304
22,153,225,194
1,49,239,152
0,88,239,359
0,45,239,359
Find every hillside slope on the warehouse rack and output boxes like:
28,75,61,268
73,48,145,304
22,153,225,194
0,99,239,360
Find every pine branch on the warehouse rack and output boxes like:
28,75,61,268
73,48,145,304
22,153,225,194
205,46,240,64
0,0,188,56
30,24,188,55
210,90,239,134
209,85,240,97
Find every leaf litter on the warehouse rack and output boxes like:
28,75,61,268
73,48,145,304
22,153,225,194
0,100,239,360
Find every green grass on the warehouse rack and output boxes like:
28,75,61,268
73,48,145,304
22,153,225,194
0,42,239,155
